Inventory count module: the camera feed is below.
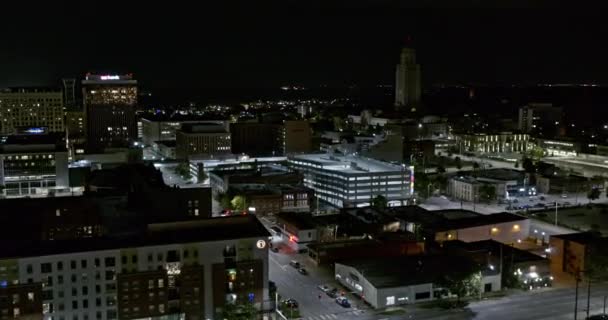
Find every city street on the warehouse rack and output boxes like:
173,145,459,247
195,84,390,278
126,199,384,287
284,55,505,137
269,241,370,320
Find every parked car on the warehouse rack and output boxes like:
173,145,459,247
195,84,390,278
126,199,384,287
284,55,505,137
318,285,330,292
562,194,568,198
298,268,308,275
289,260,300,268
540,196,546,201
326,288,339,298
564,201,572,206
586,315,608,320
282,298,298,308
336,296,351,308
270,247,279,253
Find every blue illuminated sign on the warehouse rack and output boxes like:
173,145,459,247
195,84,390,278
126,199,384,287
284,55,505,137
25,127,45,134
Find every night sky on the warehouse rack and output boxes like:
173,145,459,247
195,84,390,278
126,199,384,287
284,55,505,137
0,2,606,89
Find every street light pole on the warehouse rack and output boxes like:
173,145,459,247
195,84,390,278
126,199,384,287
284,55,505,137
555,201,558,226
587,280,592,320
574,274,581,320
603,295,607,315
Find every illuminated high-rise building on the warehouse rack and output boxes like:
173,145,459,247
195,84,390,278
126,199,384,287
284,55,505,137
395,47,421,111
82,74,137,150
0,88,65,135
62,78,77,110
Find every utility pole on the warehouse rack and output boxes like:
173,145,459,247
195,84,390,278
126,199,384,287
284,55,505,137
574,273,580,320
587,279,592,320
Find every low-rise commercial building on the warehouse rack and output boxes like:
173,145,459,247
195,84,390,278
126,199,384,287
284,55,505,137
384,207,529,246
209,167,302,194
175,123,231,160
535,138,581,157
141,114,229,146
307,237,424,266
448,169,528,201
0,131,69,196
535,174,601,194
230,184,313,216
549,232,608,284
0,216,270,320
456,132,530,154
287,153,412,208
335,255,498,309
445,240,551,289
433,211,529,245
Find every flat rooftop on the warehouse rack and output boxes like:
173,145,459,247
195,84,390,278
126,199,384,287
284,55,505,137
0,215,270,260
551,232,606,244
384,206,526,232
289,153,405,174
433,211,527,232
339,254,478,288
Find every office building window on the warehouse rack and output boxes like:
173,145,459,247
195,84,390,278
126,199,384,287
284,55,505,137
41,263,52,273
104,257,115,267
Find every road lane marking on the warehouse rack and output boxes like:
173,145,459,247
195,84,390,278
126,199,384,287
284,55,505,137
319,315,327,320
330,314,338,319
269,255,287,271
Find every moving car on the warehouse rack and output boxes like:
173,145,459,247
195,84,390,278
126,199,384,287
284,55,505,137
318,285,330,292
298,268,308,275
336,296,351,308
289,260,300,268
282,298,298,308
326,288,339,298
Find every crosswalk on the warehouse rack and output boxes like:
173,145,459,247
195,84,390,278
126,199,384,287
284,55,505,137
305,310,364,320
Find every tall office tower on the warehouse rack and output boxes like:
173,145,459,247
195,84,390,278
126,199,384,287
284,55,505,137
518,103,563,137
62,78,77,110
0,88,65,135
82,74,137,151
394,47,421,111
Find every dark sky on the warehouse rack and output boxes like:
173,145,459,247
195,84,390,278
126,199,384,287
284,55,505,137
0,1,606,89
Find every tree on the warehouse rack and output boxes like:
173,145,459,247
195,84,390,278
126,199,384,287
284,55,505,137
371,195,388,211
436,268,481,302
586,241,608,282
221,301,257,320
472,162,480,170
478,184,496,203
174,163,192,181
231,195,247,211
216,192,232,211
522,157,535,174
588,188,601,202
454,157,462,170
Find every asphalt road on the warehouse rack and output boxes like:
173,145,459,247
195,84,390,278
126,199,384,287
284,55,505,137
269,239,371,320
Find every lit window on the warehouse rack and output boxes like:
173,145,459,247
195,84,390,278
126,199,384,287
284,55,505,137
386,296,395,306
27,292,34,301
513,224,520,231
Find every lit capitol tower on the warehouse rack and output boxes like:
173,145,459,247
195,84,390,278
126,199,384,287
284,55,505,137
394,38,421,112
